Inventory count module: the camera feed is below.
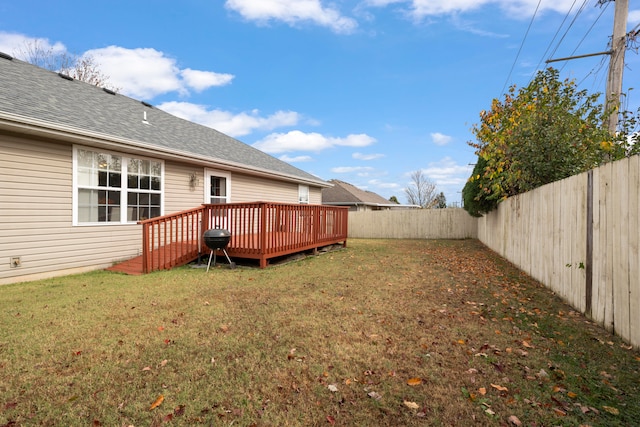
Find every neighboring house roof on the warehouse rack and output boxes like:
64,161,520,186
0,53,326,186
322,179,401,208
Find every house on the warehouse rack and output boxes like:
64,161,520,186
321,179,417,211
0,53,335,284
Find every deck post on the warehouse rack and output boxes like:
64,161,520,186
141,222,150,274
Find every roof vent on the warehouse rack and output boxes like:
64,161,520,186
103,87,116,95
58,72,73,81
0,52,13,61
141,101,153,108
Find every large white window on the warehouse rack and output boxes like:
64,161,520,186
74,147,163,225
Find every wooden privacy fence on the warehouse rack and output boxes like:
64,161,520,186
348,208,477,239
477,155,640,348
140,202,349,272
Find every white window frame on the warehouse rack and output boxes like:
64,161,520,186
72,145,164,226
204,169,231,204
298,184,309,204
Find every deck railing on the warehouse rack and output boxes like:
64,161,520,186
140,202,348,272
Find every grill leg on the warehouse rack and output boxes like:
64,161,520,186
206,250,214,272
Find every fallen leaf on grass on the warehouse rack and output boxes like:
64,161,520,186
149,395,164,411
287,348,296,360
326,415,336,425
478,387,486,396
508,415,522,426
328,384,338,392
404,401,420,409
553,408,567,416
491,384,508,392
602,406,619,415
407,378,422,386
367,391,382,400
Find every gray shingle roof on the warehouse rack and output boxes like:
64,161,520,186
0,54,325,185
322,179,392,205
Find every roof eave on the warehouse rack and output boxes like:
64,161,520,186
0,112,330,188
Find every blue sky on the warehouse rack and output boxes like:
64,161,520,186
1,0,639,206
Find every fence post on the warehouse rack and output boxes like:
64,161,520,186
586,170,594,316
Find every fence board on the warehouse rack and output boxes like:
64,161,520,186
477,155,639,348
629,155,640,347
347,209,477,240
601,162,615,331
613,159,630,340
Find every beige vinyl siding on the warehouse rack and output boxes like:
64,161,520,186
231,173,324,204
0,136,140,285
164,162,205,214
232,173,299,203
309,187,321,204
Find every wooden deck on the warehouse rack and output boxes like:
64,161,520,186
106,203,349,275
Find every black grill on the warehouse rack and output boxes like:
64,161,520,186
203,228,235,270
203,228,231,250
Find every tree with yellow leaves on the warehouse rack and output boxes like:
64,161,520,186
463,68,617,216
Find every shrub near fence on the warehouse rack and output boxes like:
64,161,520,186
348,208,477,239
478,154,640,348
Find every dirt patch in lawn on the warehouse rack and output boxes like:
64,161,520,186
0,239,638,426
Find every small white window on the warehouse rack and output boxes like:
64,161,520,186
298,185,309,204
205,169,231,204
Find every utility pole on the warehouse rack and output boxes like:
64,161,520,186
546,0,629,133
605,0,629,133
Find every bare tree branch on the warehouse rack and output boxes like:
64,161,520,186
13,40,119,92
404,170,438,208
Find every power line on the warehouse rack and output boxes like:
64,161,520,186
559,1,610,73
533,0,579,73
500,0,542,95
548,0,591,63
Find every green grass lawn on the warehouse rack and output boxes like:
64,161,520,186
1,239,638,426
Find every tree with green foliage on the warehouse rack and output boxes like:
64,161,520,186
462,157,495,217
434,192,447,209
464,68,620,216
388,195,400,204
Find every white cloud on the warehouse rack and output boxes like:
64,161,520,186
180,68,234,91
430,132,453,146
253,131,376,153
158,101,300,137
0,33,236,100
0,32,66,58
225,0,357,33
353,152,385,160
420,157,473,186
86,46,234,99
331,166,375,173
365,0,581,20
280,154,313,162
368,179,401,189
629,10,640,25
